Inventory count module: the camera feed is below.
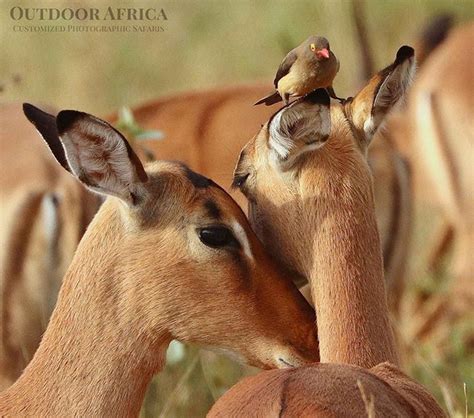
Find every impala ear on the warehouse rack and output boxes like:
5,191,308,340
55,110,148,204
348,46,415,144
23,104,148,205
23,103,71,172
268,89,331,164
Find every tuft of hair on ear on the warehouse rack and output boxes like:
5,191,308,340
268,88,331,162
23,103,71,172
57,110,148,181
54,109,149,205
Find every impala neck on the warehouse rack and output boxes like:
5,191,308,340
306,171,398,368
0,208,169,416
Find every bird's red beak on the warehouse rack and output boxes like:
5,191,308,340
317,48,330,59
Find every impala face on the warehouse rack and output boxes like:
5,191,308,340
233,47,416,279
23,104,319,370
123,161,319,369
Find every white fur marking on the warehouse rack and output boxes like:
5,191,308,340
231,219,254,262
269,111,293,160
363,116,375,138
42,194,59,244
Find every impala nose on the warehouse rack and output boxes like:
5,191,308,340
273,331,319,370
278,357,295,368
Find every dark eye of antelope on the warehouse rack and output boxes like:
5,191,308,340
198,226,240,249
232,173,250,189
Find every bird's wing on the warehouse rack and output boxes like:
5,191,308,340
273,50,298,88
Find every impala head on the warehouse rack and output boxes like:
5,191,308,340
22,104,318,370
233,46,415,277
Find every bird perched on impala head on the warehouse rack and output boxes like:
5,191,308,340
255,35,341,106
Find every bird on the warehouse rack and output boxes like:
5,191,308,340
255,36,341,106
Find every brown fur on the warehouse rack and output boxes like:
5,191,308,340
0,111,319,416
211,362,445,418
209,49,445,417
0,103,100,389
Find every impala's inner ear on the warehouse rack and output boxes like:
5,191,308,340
55,110,148,205
268,89,331,163
23,103,71,172
348,45,415,144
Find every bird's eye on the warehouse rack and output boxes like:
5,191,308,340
198,226,239,248
310,44,316,51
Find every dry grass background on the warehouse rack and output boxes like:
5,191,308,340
1,0,473,417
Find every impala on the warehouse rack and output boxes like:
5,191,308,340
209,46,445,417
389,23,473,327
0,105,318,416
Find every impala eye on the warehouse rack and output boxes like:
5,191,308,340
199,226,239,248
232,173,250,189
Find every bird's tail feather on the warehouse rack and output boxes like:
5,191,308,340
254,91,282,106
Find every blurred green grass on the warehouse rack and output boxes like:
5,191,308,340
1,1,473,417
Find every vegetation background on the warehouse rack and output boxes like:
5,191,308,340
1,0,472,417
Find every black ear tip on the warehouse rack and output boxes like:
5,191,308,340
23,103,44,123
22,102,56,130
22,104,72,173
22,102,34,115
395,45,415,64
305,88,330,106
56,110,84,135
